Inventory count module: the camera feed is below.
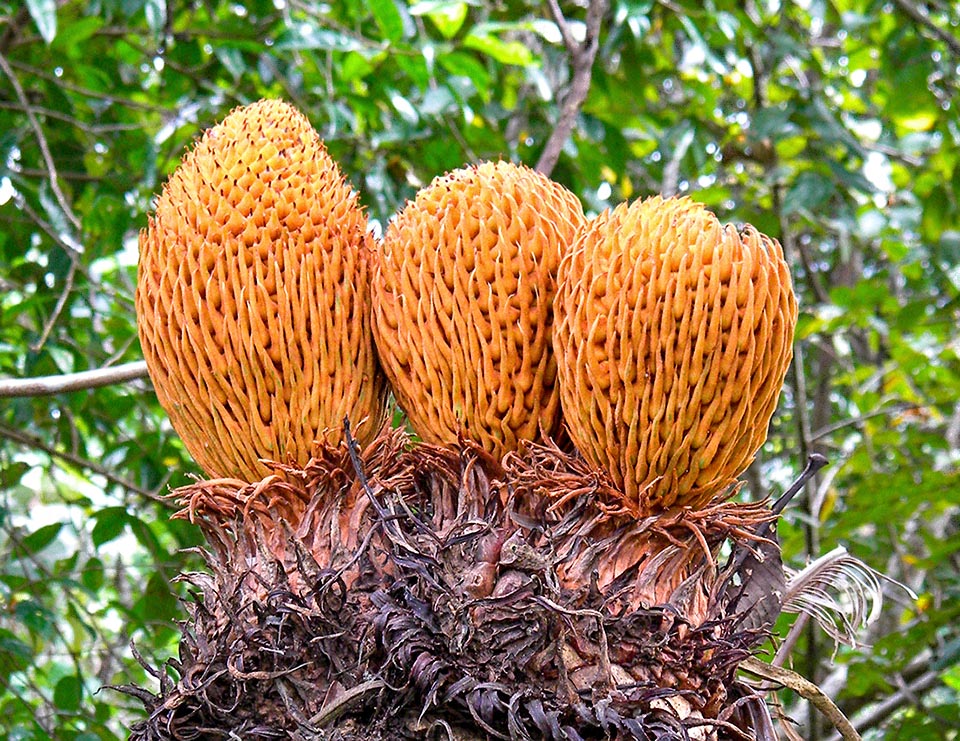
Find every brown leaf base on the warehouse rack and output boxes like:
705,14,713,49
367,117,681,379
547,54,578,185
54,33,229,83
117,429,783,740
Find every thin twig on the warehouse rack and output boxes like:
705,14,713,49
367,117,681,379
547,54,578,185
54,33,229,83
12,195,82,257
0,51,82,232
0,7,30,55
547,0,580,54
810,403,923,441
0,422,166,502
4,57,168,111
891,0,960,56
31,256,78,352
13,166,112,181
822,668,944,741
536,0,607,176
740,657,862,741
0,102,144,133
746,27,828,732
0,360,150,398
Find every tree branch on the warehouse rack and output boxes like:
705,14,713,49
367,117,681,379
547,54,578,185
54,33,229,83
744,18,830,735
31,254,78,352
536,0,607,177
810,402,924,441
822,668,944,741
0,360,150,398
740,657,862,741
0,6,30,55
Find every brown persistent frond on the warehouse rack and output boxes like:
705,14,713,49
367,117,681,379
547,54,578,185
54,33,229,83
120,430,783,740
506,440,776,620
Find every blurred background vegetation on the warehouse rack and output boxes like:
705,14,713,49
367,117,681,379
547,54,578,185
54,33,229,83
0,0,957,738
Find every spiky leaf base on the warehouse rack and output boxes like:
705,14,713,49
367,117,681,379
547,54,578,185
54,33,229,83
120,430,782,740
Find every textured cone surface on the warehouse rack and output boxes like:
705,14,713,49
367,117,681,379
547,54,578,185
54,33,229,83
555,195,798,513
372,161,585,459
137,99,387,480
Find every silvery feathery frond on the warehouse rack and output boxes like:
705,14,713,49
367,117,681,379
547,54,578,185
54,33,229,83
782,545,915,648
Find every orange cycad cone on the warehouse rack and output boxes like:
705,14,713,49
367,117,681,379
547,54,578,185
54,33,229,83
371,161,585,459
554,195,798,514
136,99,387,481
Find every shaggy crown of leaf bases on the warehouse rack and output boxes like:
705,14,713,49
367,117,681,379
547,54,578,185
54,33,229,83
555,195,798,514
136,99,387,481
371,161,586,459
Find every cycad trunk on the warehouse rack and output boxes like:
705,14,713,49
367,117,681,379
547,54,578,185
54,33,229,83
120,427,784,740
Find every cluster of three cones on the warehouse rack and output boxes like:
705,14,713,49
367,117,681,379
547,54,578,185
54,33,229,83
137,99,797,517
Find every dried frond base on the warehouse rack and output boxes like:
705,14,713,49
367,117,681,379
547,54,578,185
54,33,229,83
118,430,784,740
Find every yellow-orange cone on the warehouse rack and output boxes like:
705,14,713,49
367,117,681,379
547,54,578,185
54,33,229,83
554,195,797,513
371,161,585,459
137,99,388,481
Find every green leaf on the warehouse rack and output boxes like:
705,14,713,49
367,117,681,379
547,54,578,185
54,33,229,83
776,134,807,159
0,629,33,674
128,515,165,560
438,50,490,97
886,49,939,133
828,160,873,194
0,461,29,489
369,0,405,42
751,105,793,140
464,24,534,66
52,675,82,712
14,600,54,640
50,16,102,54
25,0,57,44
410,1,469,39
341,50,382,81
132,573,178,623
783,171,835,215
19,523,62,557
678,15,726,74
37,184,77,251
80,557,104,592
921,185,951,241
390,93,419,124
214,47,246,80
421,87,455,116
90,507,128,547
274,22,365,52
144,0,167,35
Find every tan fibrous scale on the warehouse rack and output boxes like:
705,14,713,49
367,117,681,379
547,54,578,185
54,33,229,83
371,161,586,459
136,99,388,481
554,195,798,513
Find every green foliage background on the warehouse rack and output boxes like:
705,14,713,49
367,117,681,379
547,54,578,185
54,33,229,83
0,0,957,738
